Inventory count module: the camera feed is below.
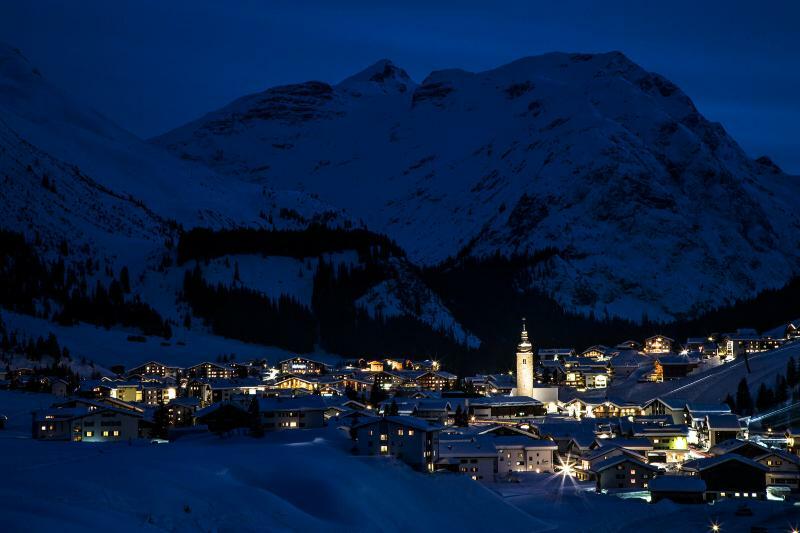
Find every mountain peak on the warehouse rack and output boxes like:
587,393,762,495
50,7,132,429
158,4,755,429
338,59,416,95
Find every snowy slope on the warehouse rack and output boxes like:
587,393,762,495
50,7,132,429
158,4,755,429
155,52,800,321
0,393,544,533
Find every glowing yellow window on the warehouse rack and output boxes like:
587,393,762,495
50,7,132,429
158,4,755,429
408,429,414,436
380,445,388,454
85,431,94,437
397,429,404,436
380,434,388,441
113,430,120,437
102,431,109,437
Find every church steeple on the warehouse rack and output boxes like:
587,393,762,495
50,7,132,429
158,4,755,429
515,318,534,397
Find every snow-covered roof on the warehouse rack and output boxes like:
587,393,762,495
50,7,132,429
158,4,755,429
438,438,498,458
491,435,558,449
682,454,769,473
469,396,542,407
590,454,657,473
704,414,741,430
707,439,766,455
685,403,730,414
352,415,444,432
755,449,800,466
256,395,327,411
648,475,706,493
595,438,653,450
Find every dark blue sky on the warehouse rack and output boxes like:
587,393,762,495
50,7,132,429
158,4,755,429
2,0,798,172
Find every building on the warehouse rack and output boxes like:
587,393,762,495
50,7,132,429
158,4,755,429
537,348,574,361
681,454,768,501
415,371,457,391
515,319,534,397
631,424,689,463
654,355,698,380
642,398,687,425
469,396,544,419
581,345,610,359
185,362,234,380
351,416,443,471
644,336,674,355
786,428,800,454
127,361,180,378
32,405,142,442
704,414,742,448
194,402,250,433
590,455,659,492
576,446,647,481
50,378,69,397
252,396,326,430
493,435,559,475
278,357,328,375
436,438,498,481
754,449,800,490
648,475,706,504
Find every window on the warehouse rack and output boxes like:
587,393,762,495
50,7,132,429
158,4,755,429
397,429,404,436
113,430,119,437
630,470,636,475
102,431,109,437
40,425,46,431
380,445,388,454
85,431,94,437
380,434,388,441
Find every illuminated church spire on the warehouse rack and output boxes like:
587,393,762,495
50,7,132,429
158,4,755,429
515,318,534,397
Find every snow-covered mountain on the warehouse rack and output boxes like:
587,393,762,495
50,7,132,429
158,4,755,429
0,43,476,356
155,52,800,321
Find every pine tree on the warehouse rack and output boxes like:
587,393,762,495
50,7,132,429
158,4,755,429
119,266,131,293
152,404,170,440
454,404,469,427
387,398,399,416
755,383,774,412
736,378,753,415
775,374,789,404
787,356,798,388
369,382,387,405
723,393,736,413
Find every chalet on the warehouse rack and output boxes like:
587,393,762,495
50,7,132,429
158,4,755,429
194,402,250,433
253,396,326,430
351,416,443,471
648,476,706,504
704,414,742,448
538,360,566,384
32,406,142,442
492,435,558,474
786,322,800,340
631,424,689,463
591,438,654,457
188,378,264,406
608,350,642,379
708,439,769,459
141,381,178,406
576,446,647,481
615,340,641,351
166,397,200,427
563,398,600,419
469,396,544,419
485,374,515,395
383,359,405,371
366,360,385,372
342,372,374,393
590,455,659,492
278,357,328,375
644,335,673,355
683,403,731,429
185,362,234,380
127,361,180,378
53,397,144,414
581,345,610,359
642,398,686,425
538,348,574,361
685,337,717,358
415,371,457,391
681,455,768,501
590,400,643,419
721,329,782,358
754,449,800,490
412,359,440,372
437,438,498,481
654,354,698,380
107,382,142,403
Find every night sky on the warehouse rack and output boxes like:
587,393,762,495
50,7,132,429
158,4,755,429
1,0,798,173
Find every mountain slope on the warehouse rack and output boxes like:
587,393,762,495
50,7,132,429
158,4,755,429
155,52,800,321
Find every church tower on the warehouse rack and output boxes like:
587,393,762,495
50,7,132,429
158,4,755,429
515,318,534,397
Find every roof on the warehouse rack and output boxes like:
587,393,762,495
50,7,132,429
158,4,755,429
648,475,706,493
491,436,558,449
755,449,800,466
591,455,657,473
708,439,767,455
195,401,247,418
595,438,653,450
682,454,769,473
705,414,741,431
685,403,731,414
438,438,498,458
644,397,687,410
469,396,542,407
352,415,444,432
646,335,674,342
255,395,327,411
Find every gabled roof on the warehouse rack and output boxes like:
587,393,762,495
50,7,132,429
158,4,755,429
705,414,741,431
469,396,541,407
594,438,653,450
682,454,769,473
644,397,687,410
590,454,657,473
195,401,247,419
491,435,558,449
352,415,444,432
685,403,731,414
708,439,767,456
255,395,327,411
645,335,674,343
755,449,800,466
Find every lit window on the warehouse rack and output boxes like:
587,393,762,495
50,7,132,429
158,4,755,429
85,431,94,437
397,429,404,436
380,434,388,441
630,470,636,475
408,429,414,436
113,430,120,437
40,425,47,431
380,445,388,454
102,431,109,437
